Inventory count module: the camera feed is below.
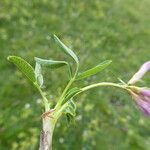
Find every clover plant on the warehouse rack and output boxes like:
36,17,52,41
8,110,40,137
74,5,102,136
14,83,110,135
8,35,150,150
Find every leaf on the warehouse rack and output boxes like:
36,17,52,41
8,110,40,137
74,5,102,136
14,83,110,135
7,56,36,83
62,87,81,104
64,99,76,123
35,57,72,77
53,35,79,64
35,57,68,69
35,63,44,87
76,60,112,80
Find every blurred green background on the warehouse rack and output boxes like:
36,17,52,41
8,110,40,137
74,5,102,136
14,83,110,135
0,0,150,149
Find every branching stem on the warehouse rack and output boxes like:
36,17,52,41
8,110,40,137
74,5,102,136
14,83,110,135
55,64,79,108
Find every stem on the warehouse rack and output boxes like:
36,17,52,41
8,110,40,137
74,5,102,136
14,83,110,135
72,82,127,98
39,82,126,150
81,82,127,92
35,83,50,111
35,82,55,150
53,102,68,122
55,78,74,108
55,64,79,108
39,118,55,150
74,63,79,79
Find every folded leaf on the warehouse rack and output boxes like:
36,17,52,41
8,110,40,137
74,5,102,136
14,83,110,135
35,57,72,78
53,35,79,64
35,63,44,87
7,56,36,83
76,60,112,80
64,99,76,123
35,57,68,69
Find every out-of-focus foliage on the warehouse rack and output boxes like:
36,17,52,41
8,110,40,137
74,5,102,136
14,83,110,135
0,0,150,149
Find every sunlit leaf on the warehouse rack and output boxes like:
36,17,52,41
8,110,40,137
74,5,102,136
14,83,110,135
35,63,43,87
35,57,72,77
76,60,112,80
53,35,79,64
35,57,68,68
7,56,36,83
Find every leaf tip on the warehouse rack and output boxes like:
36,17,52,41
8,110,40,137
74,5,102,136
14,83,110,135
109,60,112,63
52,34,58,40
7,56,12,61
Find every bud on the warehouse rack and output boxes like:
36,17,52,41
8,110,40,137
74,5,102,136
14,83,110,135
128,61,150,84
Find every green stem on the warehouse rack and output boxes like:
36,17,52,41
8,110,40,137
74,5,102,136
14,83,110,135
81,82,127,92
35,83,49,111
55,78,74,108
54,82,127,122
55,64,79,108
74,63,79,79
72,82,127,98
53,102,68,123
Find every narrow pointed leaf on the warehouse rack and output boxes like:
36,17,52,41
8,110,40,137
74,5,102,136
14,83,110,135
7,56,36,83
35,63,43,87
53,35,79,64
76,60,112,80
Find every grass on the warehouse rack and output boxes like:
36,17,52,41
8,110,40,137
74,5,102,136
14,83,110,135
0,0,150,149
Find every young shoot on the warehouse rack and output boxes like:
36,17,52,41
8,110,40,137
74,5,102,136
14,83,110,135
7,35,150,150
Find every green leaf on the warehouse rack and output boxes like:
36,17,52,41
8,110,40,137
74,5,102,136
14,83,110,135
76,60,112,80
62,87,81,104
35,57,72,77
35,63,43,87
7,56,36,83
35,57,68,69
53,35,79,64
64,99,76,123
